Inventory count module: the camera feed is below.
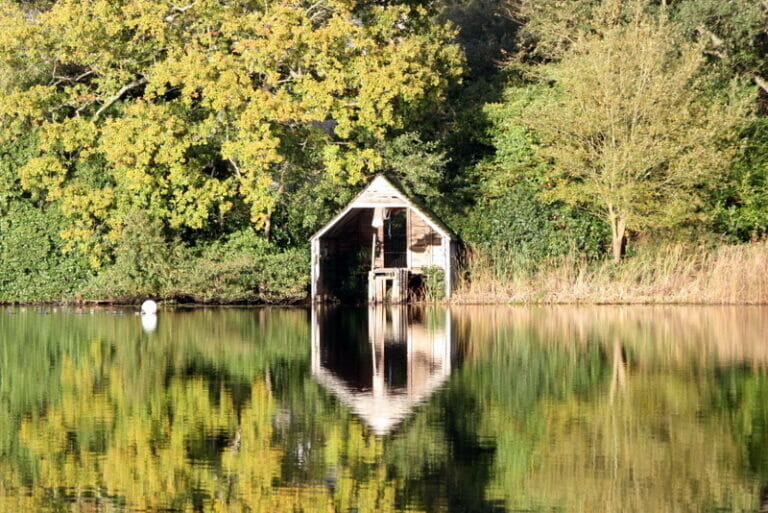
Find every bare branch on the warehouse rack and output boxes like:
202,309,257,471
165,2,195,22
228,158,242,177
696,26,725,48
703,49,727,60
753,74,768,95
75,100,96,116
172,2,196,12
92,77,147,119
52,69,96,87
74,69,96,82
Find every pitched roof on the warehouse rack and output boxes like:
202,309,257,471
313,365,451,435
310,174,457,241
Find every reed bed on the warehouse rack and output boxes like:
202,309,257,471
453,240,768,304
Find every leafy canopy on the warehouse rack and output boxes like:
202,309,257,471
518,1,751,259
0,0,463,261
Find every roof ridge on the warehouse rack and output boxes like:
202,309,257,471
309,175,456,241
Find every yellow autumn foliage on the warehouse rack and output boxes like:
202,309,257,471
0,0,462,260
5,340,429,513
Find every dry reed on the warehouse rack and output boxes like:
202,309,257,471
453,240,768,304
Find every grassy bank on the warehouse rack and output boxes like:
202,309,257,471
453,240,768,305
3,235,766,306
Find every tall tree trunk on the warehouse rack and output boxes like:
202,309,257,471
608,208,627,262
263,175,285,242
263,213,272,241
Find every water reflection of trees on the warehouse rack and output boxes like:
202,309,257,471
453,306,768,512
457,306,768,367
2,306,768,512
0,307,454,513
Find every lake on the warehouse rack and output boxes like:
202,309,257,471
1,305,767,512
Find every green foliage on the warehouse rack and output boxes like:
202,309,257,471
0,130,96,302
673,0,768,83
270,174,359,247
0,0,463,261
515,0,604,61
439,0,518,78
378,132,447,206
477,86,550,191
711,117,768,240
84,223,309,303
83,210,179,298
518,1,751,260
2,0,768,301
176,229,310,303
422,266,445,301
503,0,768,264
0,201,91,302
463,184,608,277
457,85,608,277
0,131,37,211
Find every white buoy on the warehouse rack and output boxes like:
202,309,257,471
141,313,158,333
141,299,158,315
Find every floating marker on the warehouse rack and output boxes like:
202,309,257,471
141,300,158,315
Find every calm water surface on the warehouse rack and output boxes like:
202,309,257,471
1,305,768,512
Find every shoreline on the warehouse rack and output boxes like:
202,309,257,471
3,297,768,307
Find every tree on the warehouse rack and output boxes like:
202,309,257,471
673,0,768,95
0,0,463,260
519,1,750,260
513,0,603,61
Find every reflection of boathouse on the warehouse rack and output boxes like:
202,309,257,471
311,306,454,435
310,175,457,303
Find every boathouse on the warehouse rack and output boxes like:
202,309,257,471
310,175,457,303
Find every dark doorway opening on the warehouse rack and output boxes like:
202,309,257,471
384,209,407,268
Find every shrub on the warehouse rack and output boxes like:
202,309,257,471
81,210,178,300
459,183,608,280
422,266,446,302
175,229,309,303
83,220,310,303
0,201,91,302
